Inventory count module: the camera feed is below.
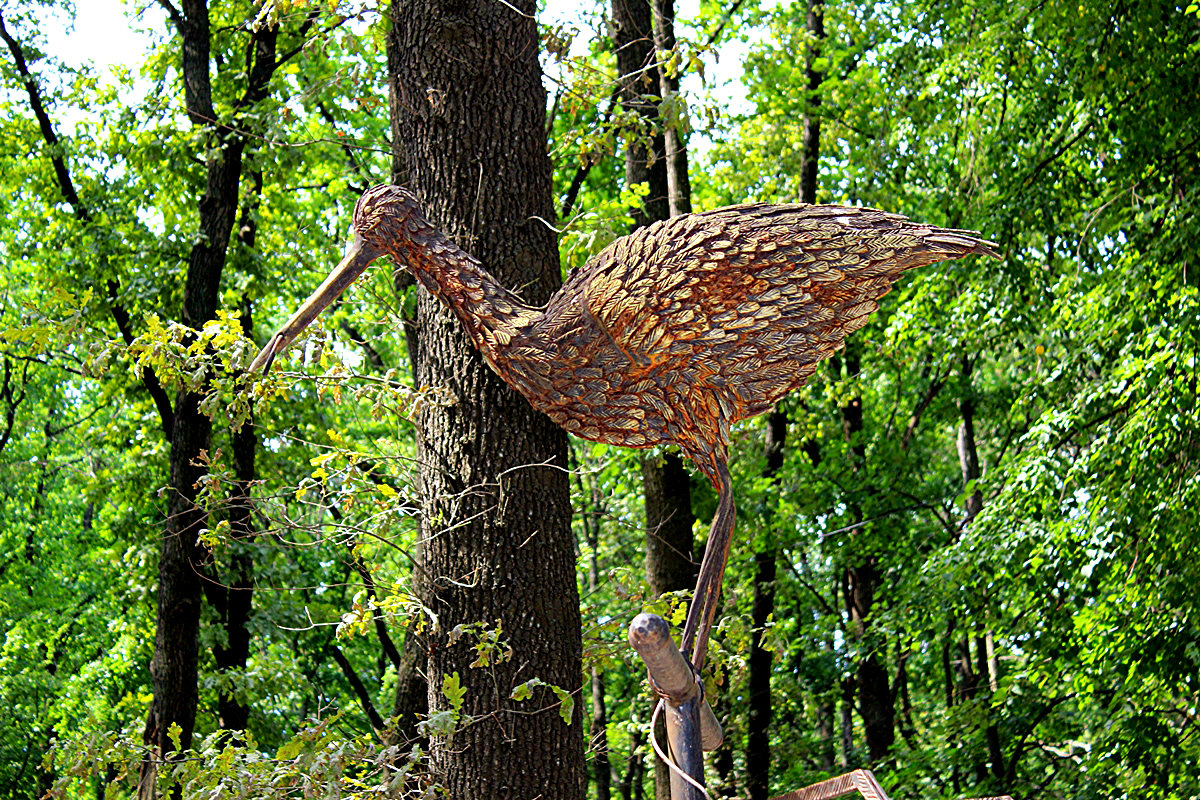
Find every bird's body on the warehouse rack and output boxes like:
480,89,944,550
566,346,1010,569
253,186,999,669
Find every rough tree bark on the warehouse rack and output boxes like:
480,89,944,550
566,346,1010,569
207,175,265,740
643,452,697,598
614,0,670,226
388,0,584,796
799,0,824,207
650,0,691,216
378,37,430,743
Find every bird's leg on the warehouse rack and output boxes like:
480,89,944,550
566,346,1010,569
680,460,735,673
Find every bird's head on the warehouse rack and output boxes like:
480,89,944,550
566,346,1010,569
248,184,426,372
350,184,429,251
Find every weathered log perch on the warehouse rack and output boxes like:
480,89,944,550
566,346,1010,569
629,612,721,800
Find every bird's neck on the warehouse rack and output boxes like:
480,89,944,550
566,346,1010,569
403,229,540,359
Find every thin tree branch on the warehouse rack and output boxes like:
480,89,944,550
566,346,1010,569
1022,118,1094,189
155,0,185,32
703,0,751,49
560,87,622,220
329,643,387,733
271,11,341,72
231,15,279,114
901,364,949,450
0,11,86,216
0,357,28,456
317,102,375,187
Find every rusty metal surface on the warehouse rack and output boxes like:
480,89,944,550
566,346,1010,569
768,770,1015,800
768,769,891,800
256,185,999,673
768,769,887,800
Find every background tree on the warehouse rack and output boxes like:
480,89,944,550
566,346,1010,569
387,0,585,797
0,1,407,795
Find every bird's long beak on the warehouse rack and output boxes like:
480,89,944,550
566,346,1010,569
249,232,381,372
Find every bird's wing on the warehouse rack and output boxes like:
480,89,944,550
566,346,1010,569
579,204,996,421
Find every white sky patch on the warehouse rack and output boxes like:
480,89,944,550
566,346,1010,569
41,0,166,77
539,0,762,162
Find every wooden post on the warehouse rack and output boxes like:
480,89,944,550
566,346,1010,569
629,613,723,799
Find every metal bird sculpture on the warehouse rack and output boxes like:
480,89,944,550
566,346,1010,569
252,185,998,671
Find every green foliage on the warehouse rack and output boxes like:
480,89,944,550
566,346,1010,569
697,0,1200,797
0,0,420,795
440,672,466,715
48,717,436,799
2,0,1198,797
511,677,577,726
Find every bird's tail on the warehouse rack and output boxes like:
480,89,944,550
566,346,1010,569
925,229,1002,260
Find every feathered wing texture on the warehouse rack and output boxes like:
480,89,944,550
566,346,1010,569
435,199,1001,483
586,206,992,404
525,204,998,479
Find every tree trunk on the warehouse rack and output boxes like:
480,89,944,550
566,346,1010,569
388,629,429,745
591,668,613,800
383,20,428,741
800,0,825,205
389,0,584,796
957,354,1006,789
643,453,697,596
142,7,279,795
857,633,894,762
613,0,669,225
745,547,777,800
837,345,895,764
817,669,837,769
957,355,984,523
211,378,255,738
650,0,691,216
840,672,855,768
146,365,210,796
578,465,613,800
746,410,785,800
208,181,265,740
712,683,736,797
618,727,647,800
